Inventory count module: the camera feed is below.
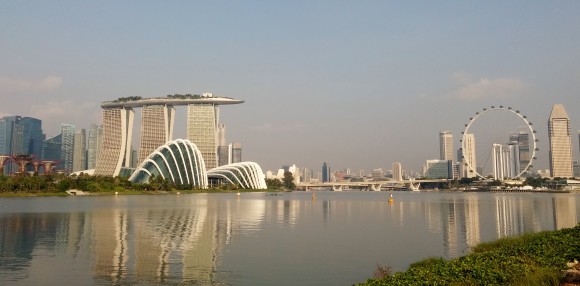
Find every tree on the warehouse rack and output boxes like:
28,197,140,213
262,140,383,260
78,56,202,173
488,180,503,187
283,171,296,190
524,176,546,188
266,178,283,189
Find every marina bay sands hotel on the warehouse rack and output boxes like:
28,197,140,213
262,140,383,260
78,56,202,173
94,93,243,177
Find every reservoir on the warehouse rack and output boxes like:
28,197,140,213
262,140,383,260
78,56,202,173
0,191,579,285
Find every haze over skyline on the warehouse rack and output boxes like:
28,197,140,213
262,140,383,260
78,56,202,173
1,2,579,173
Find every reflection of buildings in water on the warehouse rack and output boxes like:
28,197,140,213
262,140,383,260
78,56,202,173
92,209,128,283
0,213,58,279
64,212,86,257
553,197,577,230
442,199,467,258
495,196,523,238
136,203,216,283
280,199,297,226
0,212,88,283
90,199,237,284
322,199,330,224
521,198,541,233
425,202,443,234
464,196,481,248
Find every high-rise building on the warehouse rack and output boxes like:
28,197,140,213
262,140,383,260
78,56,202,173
216,124,228,166
424,159,452,179
510,131,530,174
87,124,102,169
60,124,76,173
439,131,454,161
461,133,477,178
392,162,402,181
187,103,218,170
322,162,330,183
217,124,226,146
217,142,241,166
217,145,229,166
573,161,580,178
94,108,134,176
72,129,87,172
138,105,175,165
231,143,242,163
548,104,573,178
493,142,521,180
0,116,44,174
42,134,62,161
302,167,312,182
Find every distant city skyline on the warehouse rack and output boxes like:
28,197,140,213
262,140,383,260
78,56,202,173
1,2,580,173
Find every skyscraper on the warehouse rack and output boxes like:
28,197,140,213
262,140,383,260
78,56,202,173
461,133,477,178
87,124,102,169
217,146,229,166
302,167,312,182
73,128,87,172
138,105,175,165
42,134,62,161
217,124,226,146
231,143,242,163
392,162,402,181
0,116,44,174
322,162,330,183
510,131,530,174
424,159,452,179
60,124,76,174
94,108,134,176
217,124,228,166
440,131,453,161
187,103,218,170
548,104,573,178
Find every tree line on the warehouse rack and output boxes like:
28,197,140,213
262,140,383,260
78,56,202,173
0,171,296,194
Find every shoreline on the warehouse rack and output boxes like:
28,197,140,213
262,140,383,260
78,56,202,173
0,188,286,198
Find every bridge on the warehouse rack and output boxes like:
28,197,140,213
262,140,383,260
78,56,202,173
296,179,450,191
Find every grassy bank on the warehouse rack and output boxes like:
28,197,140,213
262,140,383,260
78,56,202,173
360,225,580,286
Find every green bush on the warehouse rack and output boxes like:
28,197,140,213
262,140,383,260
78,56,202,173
359,225,580,286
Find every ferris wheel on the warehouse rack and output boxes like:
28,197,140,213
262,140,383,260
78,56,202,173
460,106,538,179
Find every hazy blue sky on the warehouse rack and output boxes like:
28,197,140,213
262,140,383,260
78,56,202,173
1,1,580,174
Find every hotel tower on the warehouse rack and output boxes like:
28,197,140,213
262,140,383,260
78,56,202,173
94,94,243,177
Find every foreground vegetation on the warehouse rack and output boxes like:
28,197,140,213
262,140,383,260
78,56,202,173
360,225,580,286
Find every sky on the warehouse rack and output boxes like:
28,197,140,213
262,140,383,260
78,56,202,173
1,1,580,174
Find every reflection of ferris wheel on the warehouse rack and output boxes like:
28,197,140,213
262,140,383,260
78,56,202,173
461,106,538,179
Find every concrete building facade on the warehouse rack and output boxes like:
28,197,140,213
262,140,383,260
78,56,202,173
548,104,573,178
138,105,175,165
73,128,87,172
440,131,454,161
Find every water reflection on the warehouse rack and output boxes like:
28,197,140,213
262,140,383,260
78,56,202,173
0,193,578,285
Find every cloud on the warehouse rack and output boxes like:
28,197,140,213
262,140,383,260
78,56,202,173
0,75,63,94
448,72,526,101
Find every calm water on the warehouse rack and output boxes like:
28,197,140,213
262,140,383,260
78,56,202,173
0,191,579,285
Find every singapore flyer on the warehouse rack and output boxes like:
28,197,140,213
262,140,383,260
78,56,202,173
460,106,538,179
